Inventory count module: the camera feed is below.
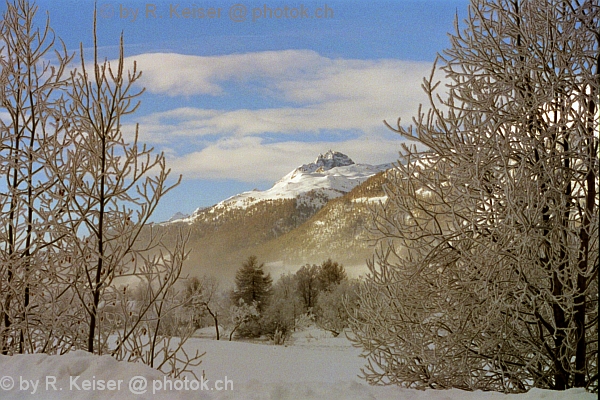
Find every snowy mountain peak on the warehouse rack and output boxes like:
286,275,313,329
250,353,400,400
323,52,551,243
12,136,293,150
298,150,355,173
166,151,390,223
209,151,387,212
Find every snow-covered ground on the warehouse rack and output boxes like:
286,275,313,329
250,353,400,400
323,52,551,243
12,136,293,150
0,328,594,399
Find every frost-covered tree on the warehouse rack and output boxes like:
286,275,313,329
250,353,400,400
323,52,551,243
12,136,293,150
350,0,598,392
295,263,320,311
0,1,200,376
52,14,183,354
315,279,359,337
227,299,260,341
183,275,221,339
0,0,72,355
262,273,302,344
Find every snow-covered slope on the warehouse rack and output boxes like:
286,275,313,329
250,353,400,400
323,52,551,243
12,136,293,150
167,212,190,222
172,150,389,223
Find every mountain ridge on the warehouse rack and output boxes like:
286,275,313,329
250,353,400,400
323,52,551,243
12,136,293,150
167,150,390,223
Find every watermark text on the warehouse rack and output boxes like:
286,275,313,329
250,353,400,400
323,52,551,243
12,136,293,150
98,3,334,23
0,375,233,395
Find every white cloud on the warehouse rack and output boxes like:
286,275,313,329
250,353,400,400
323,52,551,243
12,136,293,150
128,51,433,142
119,50,438,181
128,50,326,97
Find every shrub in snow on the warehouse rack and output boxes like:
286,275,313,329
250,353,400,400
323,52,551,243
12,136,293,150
262,273,302,344
315,280,359,337
227,300,260,341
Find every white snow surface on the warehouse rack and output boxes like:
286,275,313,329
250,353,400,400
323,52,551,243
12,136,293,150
0,328,594,400
170,151,390,223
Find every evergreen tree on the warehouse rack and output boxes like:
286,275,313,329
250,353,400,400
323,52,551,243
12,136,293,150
232,256,272,312
317,259,347,292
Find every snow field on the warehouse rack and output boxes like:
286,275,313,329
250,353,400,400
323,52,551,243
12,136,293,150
0,328,595,399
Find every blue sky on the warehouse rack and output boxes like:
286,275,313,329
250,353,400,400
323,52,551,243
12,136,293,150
21,0,470,221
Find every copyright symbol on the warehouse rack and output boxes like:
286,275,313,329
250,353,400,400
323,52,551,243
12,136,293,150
98,3,114,19
229,4,247,22
128,376,147,395
0,376,14,391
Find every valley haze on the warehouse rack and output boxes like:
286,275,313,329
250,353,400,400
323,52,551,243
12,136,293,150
155,150,391,282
